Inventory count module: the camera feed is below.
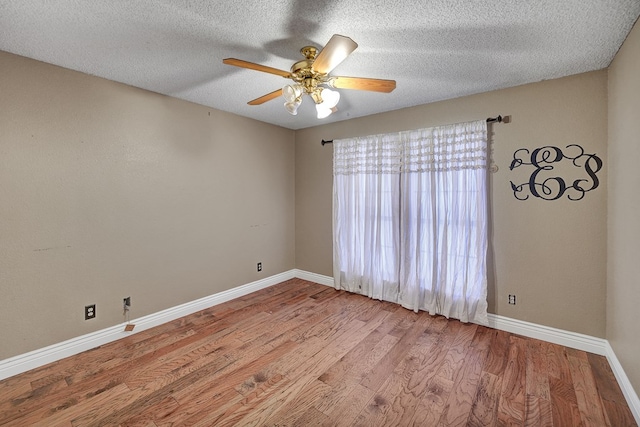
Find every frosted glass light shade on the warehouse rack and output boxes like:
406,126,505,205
284,99,301,115
320,88,340,108
316,104,332,119
315,88,340,118
283,84,303,103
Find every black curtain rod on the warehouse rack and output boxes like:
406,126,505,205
321,115,509,145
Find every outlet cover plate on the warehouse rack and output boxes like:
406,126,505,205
85,304,96,320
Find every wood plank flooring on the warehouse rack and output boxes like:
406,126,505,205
0,279,635,426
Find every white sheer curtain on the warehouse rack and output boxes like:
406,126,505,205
332,134,401,302
333,120,488,325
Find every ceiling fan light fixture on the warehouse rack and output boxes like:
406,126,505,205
282,84,303,103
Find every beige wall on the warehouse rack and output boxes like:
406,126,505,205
0,41,620,370
0,51,296,359
608,20,640,393
296,71,608,338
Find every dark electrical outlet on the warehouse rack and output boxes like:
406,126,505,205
508,294,516,305
257,262,262,272
85,304,96,320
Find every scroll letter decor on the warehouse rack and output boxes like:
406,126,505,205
509,144,602,201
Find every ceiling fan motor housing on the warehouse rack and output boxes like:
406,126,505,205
289,46,333,100
290,59,315,78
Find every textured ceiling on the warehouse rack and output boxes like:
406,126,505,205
1,1,639,130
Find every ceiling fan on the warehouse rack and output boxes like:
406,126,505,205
223,34,396,119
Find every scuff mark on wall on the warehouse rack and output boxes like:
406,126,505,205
33,245,72,252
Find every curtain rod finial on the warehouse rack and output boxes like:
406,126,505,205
487,115,511,124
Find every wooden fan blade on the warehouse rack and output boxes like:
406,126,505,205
223,58,291,78
330,76,396,93
248,89,283,105
312,34,358,74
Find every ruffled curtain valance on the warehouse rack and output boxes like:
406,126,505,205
333,121,487,175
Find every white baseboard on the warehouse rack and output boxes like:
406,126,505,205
2,268,638,425
486,314,608,355
0,270,296,381
605,341,640,423
293,269,335,287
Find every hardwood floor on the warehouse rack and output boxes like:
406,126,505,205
0,279,635,426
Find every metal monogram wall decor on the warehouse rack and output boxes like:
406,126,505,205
509,144,602,201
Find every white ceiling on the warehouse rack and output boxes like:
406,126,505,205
1,1,639,130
